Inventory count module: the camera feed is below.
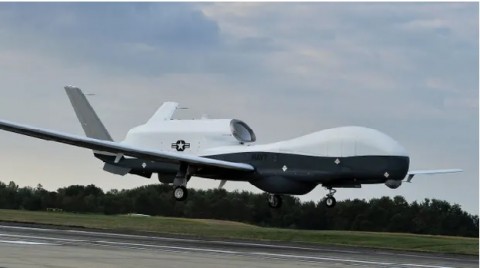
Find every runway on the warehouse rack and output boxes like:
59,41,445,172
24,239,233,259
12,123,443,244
0,223,476,268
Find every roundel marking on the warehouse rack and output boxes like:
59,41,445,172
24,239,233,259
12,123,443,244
171,140,190,152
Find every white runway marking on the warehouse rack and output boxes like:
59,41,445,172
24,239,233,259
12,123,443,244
97,240,239,254
0,239,56,245
93,240,456,268
0,224,359,253
376,251,467,262
252,252,394,265
401,264,456,268
250,252,456,268
0,233,85,243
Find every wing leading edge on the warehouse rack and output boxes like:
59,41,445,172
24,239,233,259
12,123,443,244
0,119,255,172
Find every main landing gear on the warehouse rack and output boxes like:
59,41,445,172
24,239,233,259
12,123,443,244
325,187,336,208
267,194,282,208
172,163,194,202
173,185,188,201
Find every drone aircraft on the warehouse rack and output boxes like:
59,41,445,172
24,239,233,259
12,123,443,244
0,86,462,208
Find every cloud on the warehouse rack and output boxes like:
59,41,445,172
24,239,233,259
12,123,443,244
1,3,220,46
0,3,221,75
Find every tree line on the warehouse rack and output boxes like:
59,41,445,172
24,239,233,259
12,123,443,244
0,181,477,237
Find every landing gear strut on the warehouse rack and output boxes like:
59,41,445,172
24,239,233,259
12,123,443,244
172,163,194,202
325,188,336,208
267,194,282,208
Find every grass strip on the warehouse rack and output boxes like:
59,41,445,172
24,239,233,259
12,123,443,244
0,209,476,255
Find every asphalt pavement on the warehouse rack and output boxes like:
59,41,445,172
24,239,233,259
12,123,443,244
0,222,476,268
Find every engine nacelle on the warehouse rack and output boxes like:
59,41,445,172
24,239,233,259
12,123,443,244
249,176,316,195
158,173,175,184
385,179,402,189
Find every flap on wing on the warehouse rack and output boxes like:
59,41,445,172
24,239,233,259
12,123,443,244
406,169,462,183
0,119,254,172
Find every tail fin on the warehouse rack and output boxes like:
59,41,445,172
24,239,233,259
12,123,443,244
146,102,179,124
64,86,113,141
65,86,130,174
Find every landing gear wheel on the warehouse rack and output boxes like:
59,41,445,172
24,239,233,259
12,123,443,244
325,196,336,208
324,187,337,208
173,186,188,201
267,194,282,208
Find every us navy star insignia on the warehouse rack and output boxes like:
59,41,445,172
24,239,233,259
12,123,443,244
171,140,190,152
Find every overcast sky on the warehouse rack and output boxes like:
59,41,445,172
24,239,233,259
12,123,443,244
0,3,477,213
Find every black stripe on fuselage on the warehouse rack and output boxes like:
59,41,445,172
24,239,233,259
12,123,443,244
206,152,409,183
207,152,409,195
97,152,409,186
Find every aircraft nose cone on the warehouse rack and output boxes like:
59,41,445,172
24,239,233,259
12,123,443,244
389,156,410,180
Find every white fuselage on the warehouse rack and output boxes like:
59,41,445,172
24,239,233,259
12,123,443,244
122,119,409,159
122,119,243,154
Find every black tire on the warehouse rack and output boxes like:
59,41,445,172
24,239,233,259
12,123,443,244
325,196,336,208
267,194,282,208
173,186,188,201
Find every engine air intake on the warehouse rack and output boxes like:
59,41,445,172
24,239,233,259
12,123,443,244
230,119,256,143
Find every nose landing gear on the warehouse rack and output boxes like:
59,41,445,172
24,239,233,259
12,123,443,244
325,187,337,208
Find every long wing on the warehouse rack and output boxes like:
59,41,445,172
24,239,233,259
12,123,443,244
0,119,254,172
406,169,462,182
